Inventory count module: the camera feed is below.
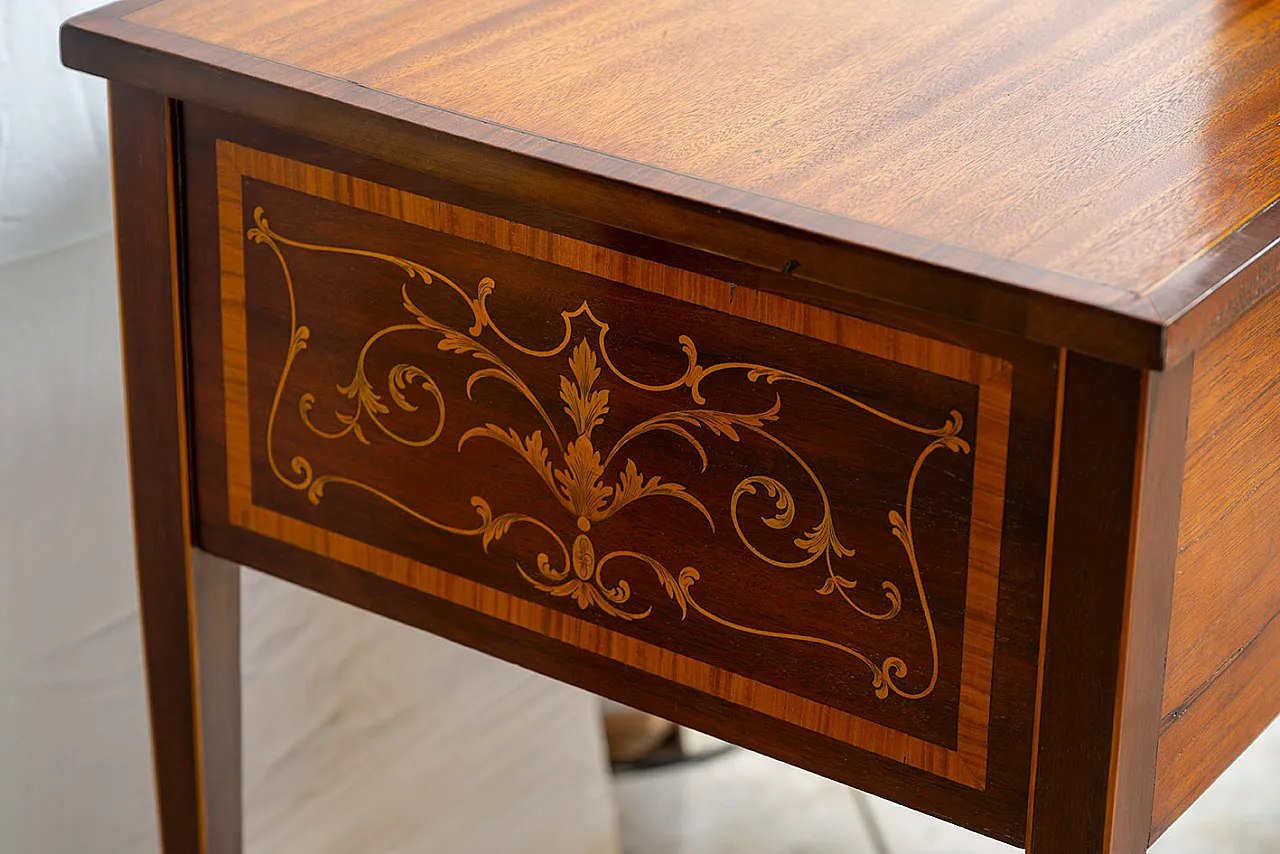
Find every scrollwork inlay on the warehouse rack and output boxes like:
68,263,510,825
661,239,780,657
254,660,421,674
248,206,971,700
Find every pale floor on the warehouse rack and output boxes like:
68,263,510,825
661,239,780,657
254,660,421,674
614,720,1280,854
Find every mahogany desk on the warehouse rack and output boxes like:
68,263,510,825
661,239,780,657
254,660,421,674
61,2,1280,852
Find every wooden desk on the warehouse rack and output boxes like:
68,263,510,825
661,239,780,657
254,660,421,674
61,2,1280,852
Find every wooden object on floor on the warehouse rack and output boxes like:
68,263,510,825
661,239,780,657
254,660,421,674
602,705,677,765
62,2,1280,852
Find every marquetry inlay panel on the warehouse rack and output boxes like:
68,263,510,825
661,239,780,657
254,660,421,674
215,141,1011,787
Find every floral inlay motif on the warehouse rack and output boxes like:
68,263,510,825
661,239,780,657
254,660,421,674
249,207,971,700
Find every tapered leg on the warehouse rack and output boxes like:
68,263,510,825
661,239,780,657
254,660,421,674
136,547,242,854
191,551,243,854
1026,353,1193,853
112,81,243,854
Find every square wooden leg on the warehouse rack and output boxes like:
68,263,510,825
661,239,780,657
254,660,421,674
135,548,243,854
112,80,243,854
1027,354,1193,854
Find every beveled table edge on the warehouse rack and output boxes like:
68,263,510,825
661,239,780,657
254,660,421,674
61,1,1280,369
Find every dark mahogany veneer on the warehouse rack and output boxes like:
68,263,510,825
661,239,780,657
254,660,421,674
61,2,1280,852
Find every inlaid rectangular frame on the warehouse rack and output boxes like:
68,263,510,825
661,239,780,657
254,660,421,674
212,139,1016,790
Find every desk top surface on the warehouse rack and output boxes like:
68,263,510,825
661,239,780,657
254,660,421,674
64,0,1280,367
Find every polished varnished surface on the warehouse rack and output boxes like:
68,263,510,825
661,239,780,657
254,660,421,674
224,142,1007,777
65,4,1280,853
1154,287,1280,840
175,107,1064,842
116,0,1280,303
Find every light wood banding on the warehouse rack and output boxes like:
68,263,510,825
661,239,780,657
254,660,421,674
216,141,1013,788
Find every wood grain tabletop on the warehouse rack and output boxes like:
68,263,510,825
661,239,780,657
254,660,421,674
63,0,1280,367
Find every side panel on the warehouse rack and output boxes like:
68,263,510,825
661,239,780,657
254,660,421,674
1154,289,1280,840
181,106,1059,843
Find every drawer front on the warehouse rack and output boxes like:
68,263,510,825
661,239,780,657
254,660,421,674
184,110,1057,839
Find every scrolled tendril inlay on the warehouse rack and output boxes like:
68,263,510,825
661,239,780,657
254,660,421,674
248,206,971,701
